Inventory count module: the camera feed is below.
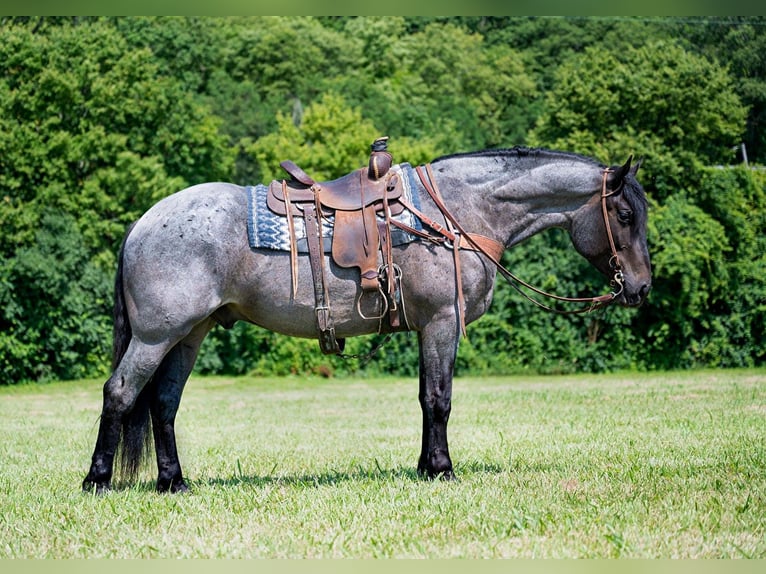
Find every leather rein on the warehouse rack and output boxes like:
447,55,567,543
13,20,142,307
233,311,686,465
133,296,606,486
391,164,625,334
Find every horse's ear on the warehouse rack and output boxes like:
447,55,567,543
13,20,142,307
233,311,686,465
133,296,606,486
608,155,633,191
630,156,643,176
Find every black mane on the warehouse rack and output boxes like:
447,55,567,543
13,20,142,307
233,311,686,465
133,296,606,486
432,146,603,167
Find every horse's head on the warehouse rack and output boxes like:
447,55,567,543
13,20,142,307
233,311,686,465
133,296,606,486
570,156,652,307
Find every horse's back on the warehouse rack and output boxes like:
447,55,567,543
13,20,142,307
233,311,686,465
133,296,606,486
130,182,247,243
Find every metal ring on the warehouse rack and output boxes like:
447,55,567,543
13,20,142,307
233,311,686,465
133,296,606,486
378,263,403,281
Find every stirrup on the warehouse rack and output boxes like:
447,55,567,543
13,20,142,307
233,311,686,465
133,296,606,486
356,283,389,321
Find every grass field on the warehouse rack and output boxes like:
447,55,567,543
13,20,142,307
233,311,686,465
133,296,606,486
0,369,764,558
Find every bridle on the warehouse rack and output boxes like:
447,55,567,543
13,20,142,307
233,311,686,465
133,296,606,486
392,164,627,335
489,167,626,314
599,168,626,299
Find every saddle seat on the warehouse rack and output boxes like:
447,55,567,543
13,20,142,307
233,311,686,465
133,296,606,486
267,160,404,214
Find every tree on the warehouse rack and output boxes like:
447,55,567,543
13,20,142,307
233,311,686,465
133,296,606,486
0,19,235,383
0,212,112,383
529,39,747,199
336,19,537,151
668,17,766,165
0,20,234,263
248,92,383,182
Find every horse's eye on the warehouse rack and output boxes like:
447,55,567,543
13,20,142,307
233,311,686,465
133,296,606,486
617,210,633,225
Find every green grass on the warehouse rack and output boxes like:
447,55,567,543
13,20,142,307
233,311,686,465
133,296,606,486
0,370,764,558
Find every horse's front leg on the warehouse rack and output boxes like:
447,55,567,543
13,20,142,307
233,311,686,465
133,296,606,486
416,321,460,480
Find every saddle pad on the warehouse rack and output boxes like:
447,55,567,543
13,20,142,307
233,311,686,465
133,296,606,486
246,162,424,253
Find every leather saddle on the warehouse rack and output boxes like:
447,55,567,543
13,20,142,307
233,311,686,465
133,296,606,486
267,161,403,290
266,138,404,354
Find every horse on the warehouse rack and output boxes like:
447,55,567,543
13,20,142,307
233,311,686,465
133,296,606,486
82,146,651,493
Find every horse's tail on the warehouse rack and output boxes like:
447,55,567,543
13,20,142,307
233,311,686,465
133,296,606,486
111,222,135,371
111,222,153,484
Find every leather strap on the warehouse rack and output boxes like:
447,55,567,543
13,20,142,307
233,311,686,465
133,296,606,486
412,163,623,316
282,180,299,298
417,165,469,336
380,181,400,327
304,201,343,354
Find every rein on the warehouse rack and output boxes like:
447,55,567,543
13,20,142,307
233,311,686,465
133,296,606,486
400,164,625,325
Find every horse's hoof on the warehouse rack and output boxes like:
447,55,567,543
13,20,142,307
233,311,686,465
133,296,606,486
418,451,454,480
170,481,190,494
417,465,456,481
157,478,190,494
82,479,111,494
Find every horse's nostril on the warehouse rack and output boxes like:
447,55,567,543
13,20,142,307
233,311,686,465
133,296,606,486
639,283,651,299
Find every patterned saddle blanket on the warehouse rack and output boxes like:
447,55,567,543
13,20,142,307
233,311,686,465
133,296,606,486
246,162,423,253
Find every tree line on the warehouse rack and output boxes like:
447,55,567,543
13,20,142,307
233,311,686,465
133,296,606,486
1,16,764,383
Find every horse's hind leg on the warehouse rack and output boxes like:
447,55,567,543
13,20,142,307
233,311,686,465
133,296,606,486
82,338,173,493
149,320,213,493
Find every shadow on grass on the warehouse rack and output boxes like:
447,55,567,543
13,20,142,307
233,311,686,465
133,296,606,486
102,459,509,493
200,459,508,490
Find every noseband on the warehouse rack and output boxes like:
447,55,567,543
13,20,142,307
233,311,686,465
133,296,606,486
404,165,626,325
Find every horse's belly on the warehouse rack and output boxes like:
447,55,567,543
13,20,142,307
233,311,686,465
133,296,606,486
230,252,398,338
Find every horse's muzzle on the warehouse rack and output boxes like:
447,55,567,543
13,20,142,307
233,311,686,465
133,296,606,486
621,282,651,307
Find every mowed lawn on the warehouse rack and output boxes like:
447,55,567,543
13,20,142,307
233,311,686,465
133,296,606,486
0,369,764,558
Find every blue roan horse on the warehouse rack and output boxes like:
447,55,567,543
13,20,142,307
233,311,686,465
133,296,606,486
83,146,651,493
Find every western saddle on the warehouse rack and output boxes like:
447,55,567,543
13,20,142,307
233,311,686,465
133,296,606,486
267,137,404,354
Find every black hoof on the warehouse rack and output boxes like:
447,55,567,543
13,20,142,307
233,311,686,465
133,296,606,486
418,450,454,480
170,481,190,494
157,478,190,494
82,478,111,494
417,465,456,481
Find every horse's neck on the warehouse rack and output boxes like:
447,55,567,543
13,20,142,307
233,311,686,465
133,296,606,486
434,156,599,248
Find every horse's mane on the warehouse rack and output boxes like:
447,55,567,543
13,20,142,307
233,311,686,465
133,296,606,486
433,146,647,228
432,146,603,167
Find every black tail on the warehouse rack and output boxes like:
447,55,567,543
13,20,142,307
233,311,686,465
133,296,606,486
111,223,154,484
111,223,135,372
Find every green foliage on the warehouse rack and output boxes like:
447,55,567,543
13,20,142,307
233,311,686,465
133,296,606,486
634,166,766,369
332,19,537,152
671,16,766,165
0,212,112,383
0,19,233,265
109,17,228,94
248,92,383,182
641,195,731,368
529,39,747,200
0,19,233,382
